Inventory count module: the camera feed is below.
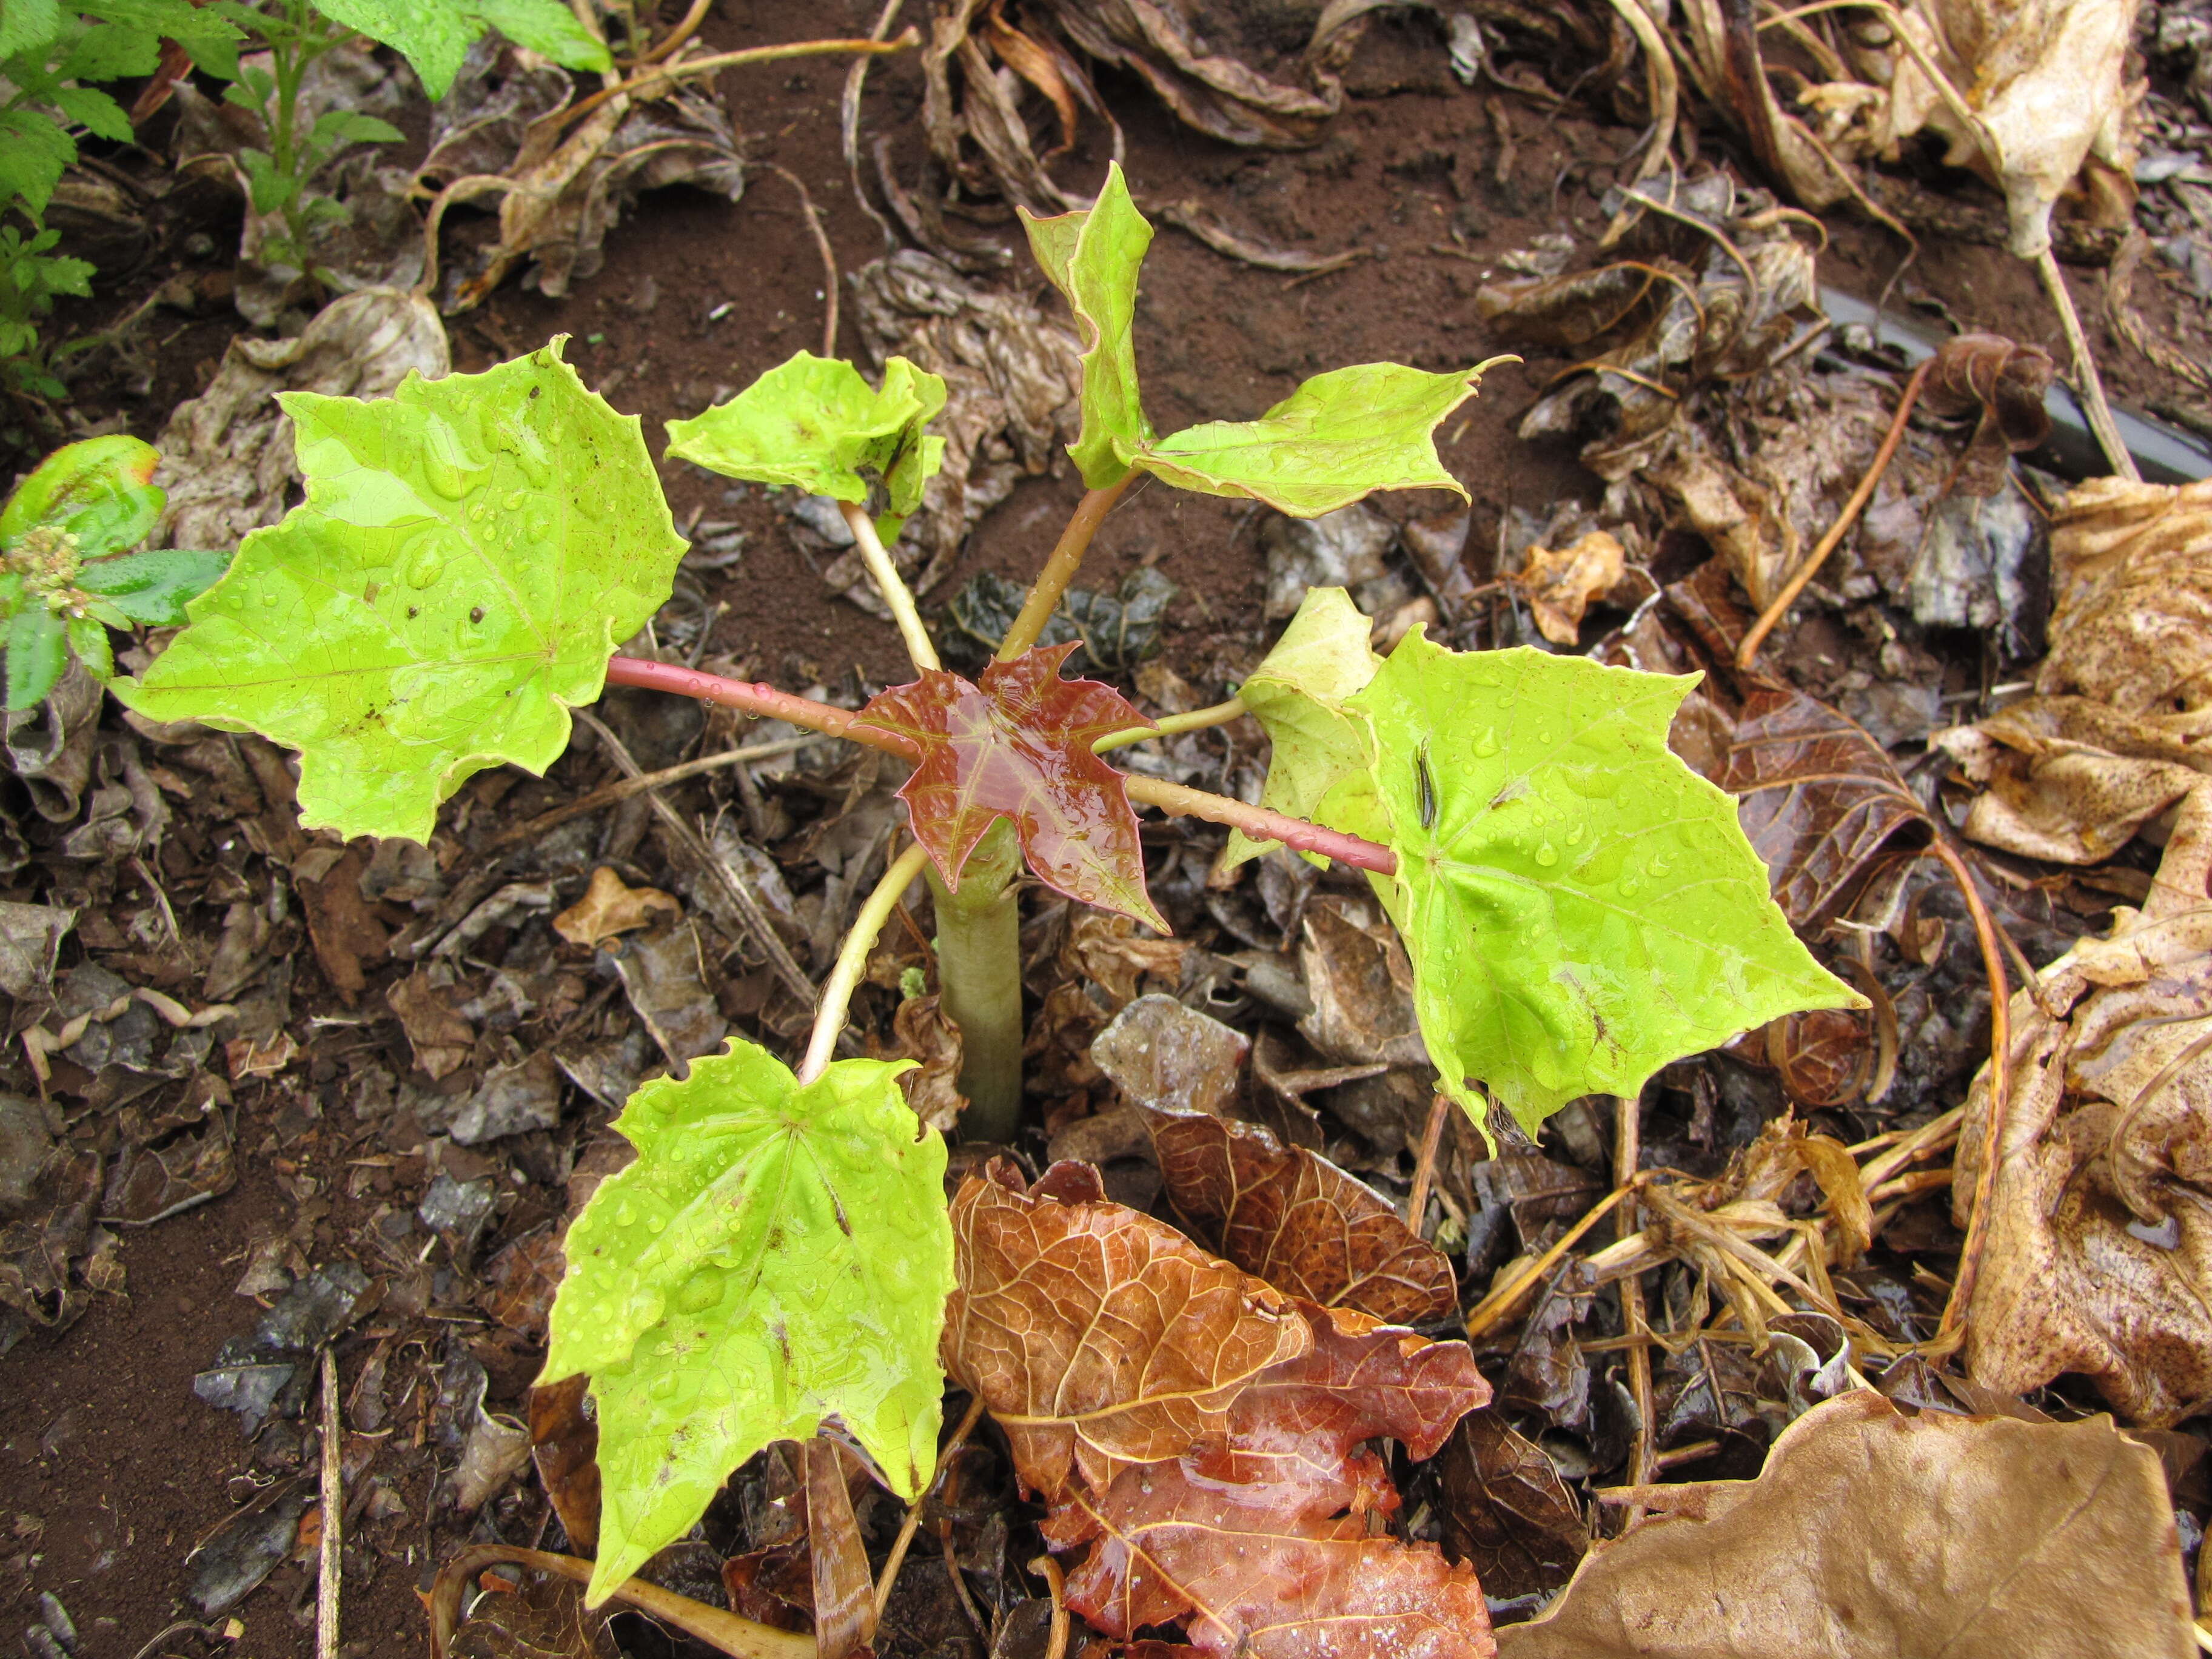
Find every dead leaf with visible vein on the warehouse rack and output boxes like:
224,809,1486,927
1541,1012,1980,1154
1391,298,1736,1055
1495,1390,2193,1658
1436,1411,1587,1602
552,868,681,949
1513,532,1625,647
1954,785,2212,1423
1142,1107,1459,1326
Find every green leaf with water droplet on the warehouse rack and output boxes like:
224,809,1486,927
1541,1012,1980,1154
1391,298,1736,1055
1221,586,1379,871
1021,161,1154,490
116,340,686,843
543,1039,953,1605
1319,633,1862,1137
664,351,946,543
1137,360,1496,517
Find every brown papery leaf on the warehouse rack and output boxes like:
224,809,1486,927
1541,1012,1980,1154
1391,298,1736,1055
1514,532,1626,648
805,1438,874,1659
1939,475,2212,862
1436,1410,1587,1602
527,1378,599,1554
552,866,680,948
1048,1458,1495,1659
1955,785,2212,1423
942,1162,1310,1503
1495,1391,2193,1658
1144,1108,1460,1326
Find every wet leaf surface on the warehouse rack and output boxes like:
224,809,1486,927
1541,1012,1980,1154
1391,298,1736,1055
856,643,1163,929
1436,1410,1587,1601
543,1039,952,1600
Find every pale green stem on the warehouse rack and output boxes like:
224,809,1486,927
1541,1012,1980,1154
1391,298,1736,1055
928,820,1024,1139
797,842,932,1085
1093,696,1247,754
837,500,940,672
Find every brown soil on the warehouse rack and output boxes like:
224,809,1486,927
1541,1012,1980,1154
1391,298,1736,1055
5,4,2203,1656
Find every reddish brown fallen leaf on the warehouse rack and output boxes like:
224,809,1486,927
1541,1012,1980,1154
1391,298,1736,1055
855,643,1164,928
1144,1108,1459,1326
943,1162,1311,1503
1920,333,2054,498
805,1436,874,1659
1436,1410,1587,1602
1047,1458,1494,1659
294,840,387,1002
481,1223,565,1335
1495,1391,2193,1659
387,968,475,1081
527,1377,600,1554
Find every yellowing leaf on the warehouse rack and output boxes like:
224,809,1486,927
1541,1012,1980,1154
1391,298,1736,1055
543,1039,953,1604
1221,586,1379,870
663,351,947,541
118,341,686,843
1322,633,1860,1135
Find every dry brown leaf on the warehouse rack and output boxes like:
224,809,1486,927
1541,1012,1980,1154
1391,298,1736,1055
1144,1107,1459,1326
891,991,967,1132
1514,532,1625,647
943,1161,1311,1503
1495,1390,2193,1658
552,866,682,948
386,968,475,1081
1295,895,1426,1067
1436,1410,1587,1603
1091,993,1248,1118
1955,785,2212,1423
1940,475,2212,862
805,1437,874,1659
1062,910,1187,1009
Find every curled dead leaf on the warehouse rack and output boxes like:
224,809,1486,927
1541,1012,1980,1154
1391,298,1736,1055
1513,532,1625,647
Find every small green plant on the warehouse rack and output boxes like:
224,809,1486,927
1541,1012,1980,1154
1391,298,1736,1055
204,0,610,293
113,163,1859,1603
0,436,229,708
0,224,92,401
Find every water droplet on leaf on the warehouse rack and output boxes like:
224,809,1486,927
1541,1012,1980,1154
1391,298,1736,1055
1535,841,1558,867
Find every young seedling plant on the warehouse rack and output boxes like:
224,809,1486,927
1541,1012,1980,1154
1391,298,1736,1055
93,162,1859,1606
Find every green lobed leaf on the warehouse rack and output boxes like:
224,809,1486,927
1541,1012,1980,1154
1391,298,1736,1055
1139,361,1491,516
0,106,76,219
543,1039,954,1604
50,84,132,142
1019,161,1154,489
77,548,230,623
5,609,64,709
1221,586,1379,871
304,0,475,97
59,21,164,84
1,435,163,555
1318,634,1862,1137
0,0,61,59
118,340,686,843
665,352,947,542
466,0,612,72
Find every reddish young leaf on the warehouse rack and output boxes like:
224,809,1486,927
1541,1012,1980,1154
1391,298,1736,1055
1047,1459,1495,1659
943,1162,1312,1503
854,644,1164,928
1144,1108,1461,1326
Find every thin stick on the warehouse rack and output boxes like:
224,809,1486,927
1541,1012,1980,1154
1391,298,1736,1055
603,659,1401,873
1926,837,2013,1353
480,735,817,856
574,708,819,1004
1030,1555,1070,1659
1404,1091,1450,1230
635,0,712,66
766,164,840,358
874,1393,987,1623
837,502,939,672
1122,774,1396,875
997,478,1133,660
2037,247,2140,483
1093,697,1246,753
316,1350,341,1659
797,843,931,1084
1614,1096,1656,1501
557,35,916,135
1464,1184,1634,1339
1738,357,1932,668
